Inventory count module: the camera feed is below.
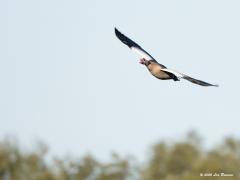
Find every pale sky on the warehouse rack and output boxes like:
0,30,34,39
0,0,240,161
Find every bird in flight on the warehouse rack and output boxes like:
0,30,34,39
115,28,218,87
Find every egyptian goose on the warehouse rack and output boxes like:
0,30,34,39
115,28,218,87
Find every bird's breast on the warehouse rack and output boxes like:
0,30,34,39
147,63,171,80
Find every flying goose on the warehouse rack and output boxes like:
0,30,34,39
115,28,218,87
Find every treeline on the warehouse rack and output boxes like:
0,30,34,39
0,132,240,180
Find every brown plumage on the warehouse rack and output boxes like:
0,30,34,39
142,59,178,81
115,28,218,87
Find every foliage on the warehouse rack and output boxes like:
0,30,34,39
0,133,240,180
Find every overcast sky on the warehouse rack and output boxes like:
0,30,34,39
0,0,240,161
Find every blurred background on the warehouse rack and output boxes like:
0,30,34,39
0,0,240,179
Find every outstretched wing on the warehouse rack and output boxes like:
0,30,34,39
115,28,156,61
115,28,218,87
182,75,219,87
161,68,219,87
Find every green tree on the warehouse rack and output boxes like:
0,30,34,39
1,132,240,180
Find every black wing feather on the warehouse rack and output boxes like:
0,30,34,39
183,75,219,87
115,28,142,49
114,28,156,61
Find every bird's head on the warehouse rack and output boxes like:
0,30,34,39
139,58,150,66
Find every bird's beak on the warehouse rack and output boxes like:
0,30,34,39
139,59,145,64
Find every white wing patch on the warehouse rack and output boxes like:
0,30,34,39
161,68,184,78
131,47,153,60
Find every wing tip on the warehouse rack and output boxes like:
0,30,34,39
114,27,121,37
208,82,219,87
183,75,219,87
114,27,133,48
